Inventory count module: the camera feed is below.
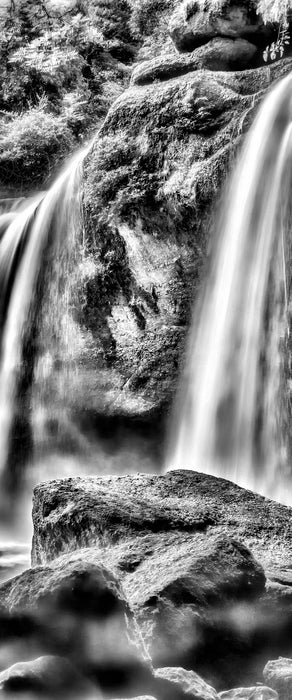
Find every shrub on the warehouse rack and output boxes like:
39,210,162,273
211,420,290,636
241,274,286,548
0,100,75,187
129,0,174,37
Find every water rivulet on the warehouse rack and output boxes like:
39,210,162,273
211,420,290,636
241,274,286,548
168,74,292,502
0,148,87,500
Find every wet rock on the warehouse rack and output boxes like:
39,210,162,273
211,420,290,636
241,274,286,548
31,470,292,573
169,0,276,54
131,39,257,86
0,655,97,698
263,658,292,700
82,58,292,422
30,470,292,686
0,554,150,697
219,687,278,699
155,667,219,699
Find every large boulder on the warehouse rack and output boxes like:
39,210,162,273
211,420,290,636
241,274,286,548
81,58,292,425
30,471,292,687
263,658,292,700
31,470,292,572
155,667,219,700
0,554,149,697
169,0,278,54
131,39,258,86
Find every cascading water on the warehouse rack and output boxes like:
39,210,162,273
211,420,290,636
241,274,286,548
167,73,292,502
0,146,88,499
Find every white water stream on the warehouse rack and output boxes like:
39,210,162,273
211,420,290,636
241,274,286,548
168,74,292,501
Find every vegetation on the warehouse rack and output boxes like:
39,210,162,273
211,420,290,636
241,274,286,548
0,0,291,189
197,0,292,22
0,99,74,187
0,0,137,188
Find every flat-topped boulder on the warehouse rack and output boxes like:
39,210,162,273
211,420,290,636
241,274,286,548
131,39,258,86
32,470,292,575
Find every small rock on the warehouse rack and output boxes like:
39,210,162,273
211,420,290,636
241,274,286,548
219,686,278,699
0,655,97,698
155,667,219,699
263,658,292,700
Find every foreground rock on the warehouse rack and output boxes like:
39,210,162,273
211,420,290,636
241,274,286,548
263,658,292,700
0,555,150,697
219,688,278,699
29,470,292,687
0,656,97,699
32,470,292,574
155,667,219,700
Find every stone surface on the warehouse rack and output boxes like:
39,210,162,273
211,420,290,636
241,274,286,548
0,655,97,698
169,0,277,54
0,553,150,697
29,470,292,687
131,39,258,86
219,688,278,699
155,667,219,699
81,58,292,423
31,470,292,573
263,658,292,700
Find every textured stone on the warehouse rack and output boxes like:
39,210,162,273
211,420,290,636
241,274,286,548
0,656,97,699
155,667,219,700
219,687,278,699
81,59,292,422
31,470,292,573
0,553,150,697
169,0,277,54
263,658,292,700
28,470,292,687
131,39,257,86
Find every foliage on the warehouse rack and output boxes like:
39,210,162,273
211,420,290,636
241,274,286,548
129,0,174,37
257,0,292,23
0,98,75,187
0,0,137,188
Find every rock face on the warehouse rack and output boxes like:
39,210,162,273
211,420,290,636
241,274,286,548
131,39,258,86
0,656,97,699
0,554,150,697
31,470,292,572
169,0,277,54
219,688,278,699
29,471,292,687
263,658,292,700
155,667,219,700
81,58,292,425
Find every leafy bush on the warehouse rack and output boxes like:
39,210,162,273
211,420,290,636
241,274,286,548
0,100,75,187
129,0,172,37
257,0,292,23
0,0,137,187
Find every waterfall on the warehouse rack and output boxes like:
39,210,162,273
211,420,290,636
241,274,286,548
0,147,88,493
167,73,292,501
